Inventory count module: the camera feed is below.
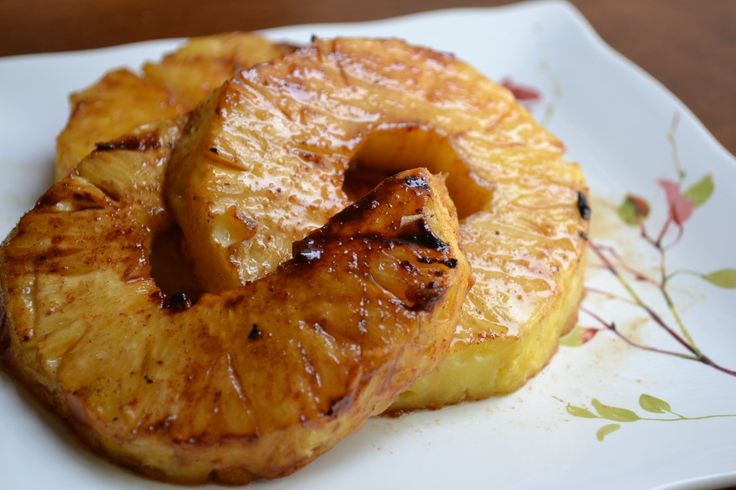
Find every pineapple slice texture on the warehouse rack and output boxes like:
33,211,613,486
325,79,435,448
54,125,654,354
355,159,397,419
166,37,590,410
55,33,295,180
0,119,471,484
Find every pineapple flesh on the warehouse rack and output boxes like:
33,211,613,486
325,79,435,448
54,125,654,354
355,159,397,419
0,121,472,483
165,37,590,410
55,33,294,180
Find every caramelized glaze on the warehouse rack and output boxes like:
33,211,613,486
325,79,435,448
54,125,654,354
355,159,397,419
1,119,471,482
165,38,589,409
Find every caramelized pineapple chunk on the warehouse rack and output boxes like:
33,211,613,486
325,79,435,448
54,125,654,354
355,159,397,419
1,120,471,483
55,33,294,179
166,37,589,410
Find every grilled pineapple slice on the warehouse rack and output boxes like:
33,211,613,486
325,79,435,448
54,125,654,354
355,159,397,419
166,37,589,410
0,119,471,483
55,33,294,180
142,32,295,108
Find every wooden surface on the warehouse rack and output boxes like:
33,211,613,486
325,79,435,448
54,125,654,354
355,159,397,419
1,0,733,154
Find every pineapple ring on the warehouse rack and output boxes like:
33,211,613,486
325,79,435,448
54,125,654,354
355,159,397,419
167,37,590,410
55,32,295,180
0,121,471,483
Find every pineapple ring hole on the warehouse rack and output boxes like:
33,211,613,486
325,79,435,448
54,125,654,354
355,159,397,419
343,125,493,220
149,223,202,302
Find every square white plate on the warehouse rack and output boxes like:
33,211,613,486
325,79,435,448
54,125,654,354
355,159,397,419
1,1,735,489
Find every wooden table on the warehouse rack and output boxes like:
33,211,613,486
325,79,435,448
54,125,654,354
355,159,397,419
1,0,733,154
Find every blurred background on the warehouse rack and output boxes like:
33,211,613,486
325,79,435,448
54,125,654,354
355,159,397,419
1,0,733,154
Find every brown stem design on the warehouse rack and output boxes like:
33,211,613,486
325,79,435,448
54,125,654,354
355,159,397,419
580,111,736,378
655,216,672,247
595,244,659,286
580,307,697,361
587,240,736,378
641,211,699,350
584,286,637,306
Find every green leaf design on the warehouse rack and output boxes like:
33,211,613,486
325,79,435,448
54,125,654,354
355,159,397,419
566,404,597,418
560,327,598,347
592,399,640,422
617,200,637,225
596,424,621,441
559,327,583,347
617,194,650,226
701,269,736,289
639,394,671,413
684,174,714,208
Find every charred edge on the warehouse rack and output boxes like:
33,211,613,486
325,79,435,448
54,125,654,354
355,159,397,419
292,229,452,269
36,192,59,208
405,280,446,312
333,171,428,225
95,132,161,152
332,197,381,226
149,290,166,308
36,182,106,209
403,175,429,190
72,191,95,202
292,237,323,263
417,256,458,269
248,324,262,341
577,191,592,221
208,147,219,155
578,230,589,241
165,292,192,312
70,191,106,209
400,260,419,274
398,217,449,252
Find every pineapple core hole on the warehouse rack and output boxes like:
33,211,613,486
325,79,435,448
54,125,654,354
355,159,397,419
344,126,493,220
150,224,202,302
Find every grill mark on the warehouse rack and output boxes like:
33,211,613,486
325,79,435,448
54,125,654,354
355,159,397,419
417,256,458,268
95,132,161,152
248,324,262,341
396,217,449,251
405,280,446,312
84,180,122,203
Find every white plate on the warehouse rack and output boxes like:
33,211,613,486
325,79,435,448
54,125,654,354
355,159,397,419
1,1,735,489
